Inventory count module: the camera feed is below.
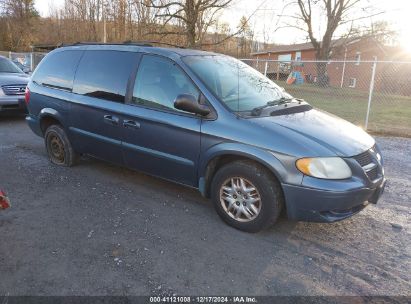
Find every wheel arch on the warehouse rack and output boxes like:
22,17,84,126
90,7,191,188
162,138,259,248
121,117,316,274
198,144,287,198
38,108,65,135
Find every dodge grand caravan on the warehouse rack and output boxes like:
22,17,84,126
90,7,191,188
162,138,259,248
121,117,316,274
25,43,386,232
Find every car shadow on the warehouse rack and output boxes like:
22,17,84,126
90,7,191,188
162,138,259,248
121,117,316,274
0,112,26,121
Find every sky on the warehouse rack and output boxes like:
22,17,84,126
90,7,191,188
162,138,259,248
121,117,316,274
34,0,411,51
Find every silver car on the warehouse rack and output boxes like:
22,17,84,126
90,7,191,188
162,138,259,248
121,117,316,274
0,55,29,113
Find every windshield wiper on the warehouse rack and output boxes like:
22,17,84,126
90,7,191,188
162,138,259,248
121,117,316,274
250,97,293,116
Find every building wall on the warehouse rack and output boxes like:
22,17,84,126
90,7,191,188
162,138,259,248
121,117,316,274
329,39,386,90
251,39,395,92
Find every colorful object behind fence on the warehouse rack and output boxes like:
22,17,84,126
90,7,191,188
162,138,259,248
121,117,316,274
0,190,10,210
286,73,296,85
287,71,304,85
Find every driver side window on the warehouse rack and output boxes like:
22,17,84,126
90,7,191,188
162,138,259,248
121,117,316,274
132,55,200,112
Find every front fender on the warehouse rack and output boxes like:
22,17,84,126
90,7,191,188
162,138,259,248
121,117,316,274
198,143,303,196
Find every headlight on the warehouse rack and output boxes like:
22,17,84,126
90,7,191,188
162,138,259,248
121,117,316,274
0,88,4,96
296,157,352,179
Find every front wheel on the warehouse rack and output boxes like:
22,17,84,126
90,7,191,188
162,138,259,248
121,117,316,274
211,160,284,233
45,124,78,167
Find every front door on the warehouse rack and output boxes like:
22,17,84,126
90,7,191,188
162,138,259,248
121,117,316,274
121,54,202,186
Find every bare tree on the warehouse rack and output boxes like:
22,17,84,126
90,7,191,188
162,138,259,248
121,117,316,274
296,0,357,85
289,0,382,86
0,0,38,50
237,16,254,58
0,0,259,55
145,0,233,48
357,20,398,46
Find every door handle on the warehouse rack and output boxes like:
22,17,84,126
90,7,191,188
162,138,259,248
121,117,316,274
104,115,119,126
123,120,140,129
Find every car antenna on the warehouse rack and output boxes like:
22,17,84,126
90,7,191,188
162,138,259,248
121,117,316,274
236,61,240,118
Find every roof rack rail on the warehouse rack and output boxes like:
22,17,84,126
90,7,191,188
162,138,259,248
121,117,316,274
123,40,186,49
62,41,153,47
58,41,186,49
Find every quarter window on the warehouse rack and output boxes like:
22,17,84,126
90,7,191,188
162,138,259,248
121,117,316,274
132,55,200,112
32,50,83,91
73,50,138,102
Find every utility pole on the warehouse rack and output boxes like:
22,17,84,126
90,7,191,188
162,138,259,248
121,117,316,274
365,58,377,130
340,46,347,88
102,0,107,43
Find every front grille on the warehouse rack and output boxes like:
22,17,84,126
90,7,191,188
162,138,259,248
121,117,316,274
353,150,373,167
352,146,381,181
1,84,26,96
367,166,379,181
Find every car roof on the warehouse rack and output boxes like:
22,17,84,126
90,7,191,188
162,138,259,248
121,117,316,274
54,43,219,59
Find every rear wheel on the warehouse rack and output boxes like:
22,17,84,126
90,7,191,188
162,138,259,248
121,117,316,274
211,160,283,233
45,125,78,167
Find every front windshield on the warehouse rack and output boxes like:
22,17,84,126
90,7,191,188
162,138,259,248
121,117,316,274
0,57,23,73
182,55,291,112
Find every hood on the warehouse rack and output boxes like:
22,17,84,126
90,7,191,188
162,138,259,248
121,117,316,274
0,73,30,86
251,109,375,157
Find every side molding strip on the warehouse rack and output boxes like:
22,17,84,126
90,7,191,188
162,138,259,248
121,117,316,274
69,127,194,167
69,127,122,146
123,142,194,167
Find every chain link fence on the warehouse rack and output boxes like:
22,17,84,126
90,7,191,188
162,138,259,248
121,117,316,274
242,59,411,137
0,51,47,72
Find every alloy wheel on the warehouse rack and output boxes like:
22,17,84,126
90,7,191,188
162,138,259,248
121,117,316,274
219,177,262,222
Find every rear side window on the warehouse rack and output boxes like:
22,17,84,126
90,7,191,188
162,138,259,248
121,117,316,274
32,50,83,91
73,50,137,103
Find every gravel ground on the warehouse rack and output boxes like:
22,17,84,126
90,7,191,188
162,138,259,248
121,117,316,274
0,116,410,296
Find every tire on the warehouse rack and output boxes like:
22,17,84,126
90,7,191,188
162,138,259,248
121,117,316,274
45,124,78,167
210,160,283,233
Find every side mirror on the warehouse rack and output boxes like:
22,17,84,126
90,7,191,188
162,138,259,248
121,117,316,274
23,67,30,74
174,94,211,116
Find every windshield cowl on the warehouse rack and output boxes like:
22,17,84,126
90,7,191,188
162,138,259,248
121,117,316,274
247,99,312,118
250,97,293,116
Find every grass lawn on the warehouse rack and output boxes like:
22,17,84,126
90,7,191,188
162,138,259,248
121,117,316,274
280,82,411,137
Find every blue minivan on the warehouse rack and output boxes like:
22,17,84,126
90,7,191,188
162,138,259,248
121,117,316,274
25,43,386,232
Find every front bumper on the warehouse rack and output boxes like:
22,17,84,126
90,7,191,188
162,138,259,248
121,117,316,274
0,96,27,113
282,178,386,222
